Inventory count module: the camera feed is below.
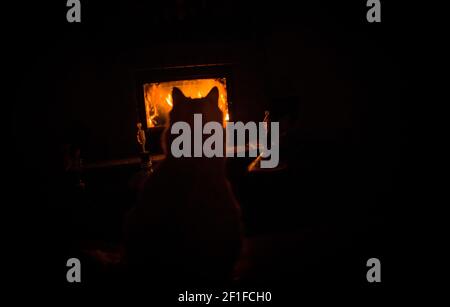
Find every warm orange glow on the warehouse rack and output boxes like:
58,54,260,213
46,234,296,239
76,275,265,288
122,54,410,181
143,78,229,128
165,94,173,107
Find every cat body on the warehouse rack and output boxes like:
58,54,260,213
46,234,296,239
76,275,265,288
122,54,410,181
124,87,242,283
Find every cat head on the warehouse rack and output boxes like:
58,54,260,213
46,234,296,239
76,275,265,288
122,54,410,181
163,86,224,158
169,86,222,125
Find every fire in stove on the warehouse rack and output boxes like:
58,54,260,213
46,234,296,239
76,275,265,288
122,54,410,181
143,78,229,128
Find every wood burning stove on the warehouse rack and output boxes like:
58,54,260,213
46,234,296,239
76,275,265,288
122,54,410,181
135,64,234,154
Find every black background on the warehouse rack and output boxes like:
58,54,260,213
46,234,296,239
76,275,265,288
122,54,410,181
5,0,422,302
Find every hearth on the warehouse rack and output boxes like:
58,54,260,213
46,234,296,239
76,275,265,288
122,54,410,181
135,65,234,154
143,78,229,128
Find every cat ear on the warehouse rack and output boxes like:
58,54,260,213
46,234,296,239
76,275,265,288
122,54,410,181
206,86,219,104
172,87,185,106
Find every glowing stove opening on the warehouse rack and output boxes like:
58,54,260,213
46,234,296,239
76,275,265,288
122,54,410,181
143,78,229,128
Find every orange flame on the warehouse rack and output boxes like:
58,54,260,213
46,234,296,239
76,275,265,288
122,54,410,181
165,94,173,107
143,78,229,128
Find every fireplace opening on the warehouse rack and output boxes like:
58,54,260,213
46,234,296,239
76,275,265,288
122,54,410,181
143,78,229,128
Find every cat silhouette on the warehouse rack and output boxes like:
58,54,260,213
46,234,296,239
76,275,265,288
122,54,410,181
124,86,242,284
